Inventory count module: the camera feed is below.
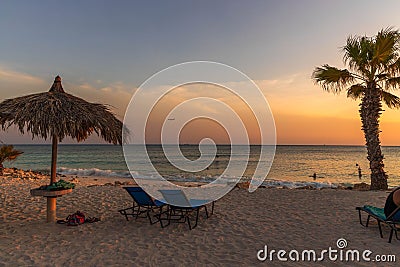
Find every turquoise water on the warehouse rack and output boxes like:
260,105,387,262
4,145,400,188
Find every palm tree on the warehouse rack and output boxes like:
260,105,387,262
0,145,23,176
312,28,400,190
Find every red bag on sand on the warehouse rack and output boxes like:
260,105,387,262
57,211,100,225
65,211,85,226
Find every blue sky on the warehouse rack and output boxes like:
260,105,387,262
2,1,400,144
3,0,395,83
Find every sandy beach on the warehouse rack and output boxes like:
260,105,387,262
0,172,398,266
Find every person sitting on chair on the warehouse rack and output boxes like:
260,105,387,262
384,187,400,221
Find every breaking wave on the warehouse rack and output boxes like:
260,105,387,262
57,167,134,178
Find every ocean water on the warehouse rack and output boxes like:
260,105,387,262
5,145,400,188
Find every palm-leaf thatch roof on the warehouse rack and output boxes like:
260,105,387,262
0,76,125,223
0,76,123,144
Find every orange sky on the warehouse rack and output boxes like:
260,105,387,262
138,79,400,145
1,70,400,145
144,84,261,144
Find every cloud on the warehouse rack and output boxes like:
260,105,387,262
249,72,360,119
0,67,44,84
0,67,47,99
65,80,138,119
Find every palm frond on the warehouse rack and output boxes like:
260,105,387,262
312,65,355,93
0,145,23,163
373,27,400,68
342,36,373,75
346,84,365,100
385,76,400,90
376,73,389,81
386,57,400,75
382,91,400,108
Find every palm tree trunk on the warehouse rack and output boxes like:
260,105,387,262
360,83,388,190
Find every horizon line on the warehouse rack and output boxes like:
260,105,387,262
6,143,395,147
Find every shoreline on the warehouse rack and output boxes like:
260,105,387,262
0,167,379,190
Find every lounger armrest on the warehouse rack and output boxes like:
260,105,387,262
387,206,400,221
189,199,211,207
154,199,167,206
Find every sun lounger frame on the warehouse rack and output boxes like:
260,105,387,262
159,189,214,230
119,187,166,225
356,206,400,243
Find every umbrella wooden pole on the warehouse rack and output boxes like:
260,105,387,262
47,197,57,223
47,134,58,222
50,134,58,184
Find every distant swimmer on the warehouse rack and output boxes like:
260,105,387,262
309,172,324,180
356,163,362,179
310,173,317,180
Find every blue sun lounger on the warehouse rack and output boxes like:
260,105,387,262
119,187,166,225
159,189,214,230
356,205,400,243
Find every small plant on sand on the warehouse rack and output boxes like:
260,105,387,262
0,145,23,176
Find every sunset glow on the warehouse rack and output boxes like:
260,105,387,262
1,1,400,145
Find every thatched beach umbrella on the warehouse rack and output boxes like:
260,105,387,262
0,76,123,222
